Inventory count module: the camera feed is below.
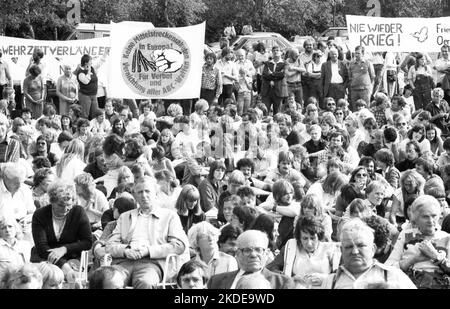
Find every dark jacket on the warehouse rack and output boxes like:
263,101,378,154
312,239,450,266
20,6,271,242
31,205,93,268
261,61,288,98
207,267,295,289
321,60,349,97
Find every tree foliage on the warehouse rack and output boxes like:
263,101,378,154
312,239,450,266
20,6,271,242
0,0,447,41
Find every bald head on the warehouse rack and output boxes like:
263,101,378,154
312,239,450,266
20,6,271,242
237,230,269,249
236,230,269,272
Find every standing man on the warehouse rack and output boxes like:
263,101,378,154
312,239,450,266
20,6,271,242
106,176,189,289
0,51,12,97
321,48,348,110
321,219,416,289
261,46,288,116
300,39,315,103
207,230,295,289
285,48,306,107
348,46,375,111
434,44,450,102
235,49,255,115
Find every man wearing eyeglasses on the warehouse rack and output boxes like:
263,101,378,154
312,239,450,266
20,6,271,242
207,230,295,289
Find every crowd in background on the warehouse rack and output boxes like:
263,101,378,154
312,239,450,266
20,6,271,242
1,35,450,289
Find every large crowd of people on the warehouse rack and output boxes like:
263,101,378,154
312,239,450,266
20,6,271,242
1,36,450,290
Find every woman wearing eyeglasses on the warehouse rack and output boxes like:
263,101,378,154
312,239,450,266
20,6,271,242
267,216,341,289
334,107,345,130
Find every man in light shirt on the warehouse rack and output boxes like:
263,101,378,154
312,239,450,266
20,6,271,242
207,230,295,289
215,47,239,106
321,219,416,289
106,176,189,289
0,51,12,98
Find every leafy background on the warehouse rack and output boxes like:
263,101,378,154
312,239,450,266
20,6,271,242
0,0,446,42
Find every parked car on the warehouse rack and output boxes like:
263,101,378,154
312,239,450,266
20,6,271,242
230,32,294,52
316,27,348,43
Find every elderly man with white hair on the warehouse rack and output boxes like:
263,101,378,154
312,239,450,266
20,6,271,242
320,47,348,109
235,48,255,115
0,163,35,243
385,195,450,288
322,218,416,289
207,229,295,289
105,176,189,289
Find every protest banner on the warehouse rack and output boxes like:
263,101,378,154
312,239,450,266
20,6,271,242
346,15,450,52
0,36,110,83
108,22,205,99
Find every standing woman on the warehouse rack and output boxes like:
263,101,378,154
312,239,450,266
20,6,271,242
200,52,222,105
56,64,78,116
408,53,433,111
76,54,101,119
23,64,45,119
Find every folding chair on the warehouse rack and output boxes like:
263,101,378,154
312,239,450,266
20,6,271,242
155,254,181,289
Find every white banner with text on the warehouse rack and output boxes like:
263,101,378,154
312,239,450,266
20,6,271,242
108,22,205,99
346,15,450,52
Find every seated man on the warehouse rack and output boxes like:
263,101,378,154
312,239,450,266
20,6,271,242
321,219,416,289
105,176,189,289
176,260,209,289
207,230,295,289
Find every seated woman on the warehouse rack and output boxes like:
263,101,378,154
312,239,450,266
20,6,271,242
32,168,54,209
74,173,109,234
425,123,444,157
299,194,333,242
398,124,431,160
154,170,182,211
374,148,401,190
31,181,93,284
187,221,238,277
390,170,425,226
151,145,175,178
175,184,206,234
386,195,450,289
306,171,347,212
333,167,369,217
396,140,422,172
267,216,341,289
0,212,31,271
198,159,226,214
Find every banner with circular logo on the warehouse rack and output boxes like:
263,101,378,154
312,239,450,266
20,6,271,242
121,29,191,97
